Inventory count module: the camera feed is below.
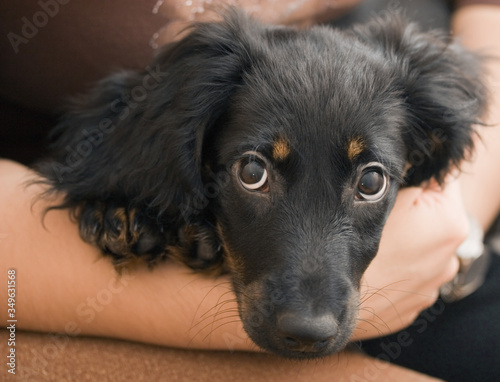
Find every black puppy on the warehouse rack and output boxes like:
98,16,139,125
35,10,486,358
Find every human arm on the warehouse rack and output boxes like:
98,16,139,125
0,159,451,380
0,158,462,350
453,4,500,229
0,160,249,351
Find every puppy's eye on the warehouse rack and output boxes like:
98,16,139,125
238,158,268,191
356,165,388,202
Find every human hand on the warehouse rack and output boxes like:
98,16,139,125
152,0,361,46
352,177,467,341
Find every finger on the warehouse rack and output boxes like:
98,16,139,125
438,254,460,287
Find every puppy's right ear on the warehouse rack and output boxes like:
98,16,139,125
351,14,487,186
37,9,258,222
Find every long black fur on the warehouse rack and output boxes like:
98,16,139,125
34,9,487,358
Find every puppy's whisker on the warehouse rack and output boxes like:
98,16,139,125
359,282,406,307
176,276,231,294
358,282,408,327
192,302,238,329
188,309,238,338
357,308,392,334
189,280,233,328
189,313,240,344
359,289,401,322
355,317,387,338
375,288,440,299
202,318,243,343
198,290,236,319
360,279,408,296
207,290,240,345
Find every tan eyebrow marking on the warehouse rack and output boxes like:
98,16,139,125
272,137,291,162
347,137,365,161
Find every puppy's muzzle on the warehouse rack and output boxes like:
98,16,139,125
239,266,358,358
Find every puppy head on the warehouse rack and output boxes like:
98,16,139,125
44,10,485,358
151,11,486,357
179,12,485,358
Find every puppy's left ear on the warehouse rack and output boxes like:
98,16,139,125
352,15,488,185
134,9,259,218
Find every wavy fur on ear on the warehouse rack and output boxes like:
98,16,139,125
35,9,258,222
351,14,488,185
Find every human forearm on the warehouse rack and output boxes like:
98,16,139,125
453,5,500,230
0,160,249,351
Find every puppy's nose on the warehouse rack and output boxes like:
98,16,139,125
276,312,338,353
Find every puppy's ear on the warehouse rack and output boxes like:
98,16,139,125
38,10,256,221
352,15,488,185
136,10,257,217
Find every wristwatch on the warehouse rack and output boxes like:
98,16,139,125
440,215,491,303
